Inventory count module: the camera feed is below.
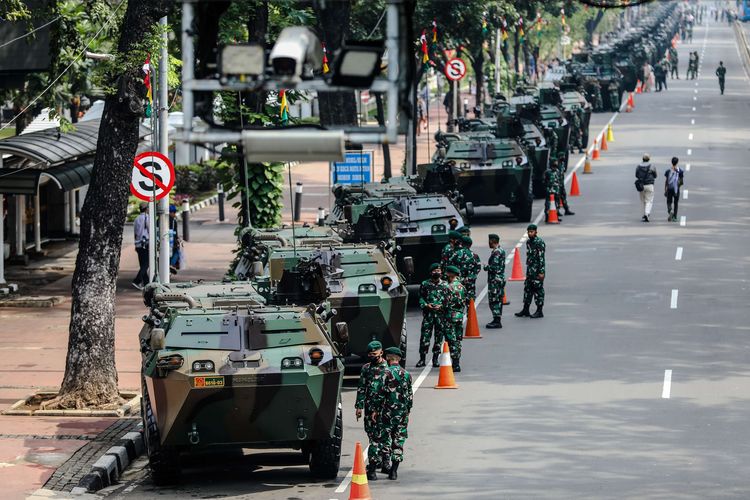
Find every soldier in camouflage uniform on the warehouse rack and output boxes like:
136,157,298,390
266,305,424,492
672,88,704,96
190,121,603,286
571,108,585,153
515,224,546,319
376,347,413,481
417,263,449,368
484,234,506,329
459,236,481,305
556,155,575,216
544,160,562,222
440,230,462,269
444,265,466,372
355,340,389,480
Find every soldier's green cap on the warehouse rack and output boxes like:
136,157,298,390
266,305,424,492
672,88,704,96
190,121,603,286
462,235,472,245
489,233,500,241
367,340,383,352
449,230,462,239
429,263,441,272
458,226,471,234
384,347,403,357
527,224,537,231
445,265,460,275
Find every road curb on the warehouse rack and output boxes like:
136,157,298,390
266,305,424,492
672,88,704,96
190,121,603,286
71,424,144,495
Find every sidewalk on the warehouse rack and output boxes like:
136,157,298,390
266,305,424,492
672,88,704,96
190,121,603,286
0,208,236,499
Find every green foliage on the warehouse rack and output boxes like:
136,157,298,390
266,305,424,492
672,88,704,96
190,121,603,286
0,0,31,21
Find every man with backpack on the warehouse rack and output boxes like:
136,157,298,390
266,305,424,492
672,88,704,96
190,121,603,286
635,154,658,222
664,157,685,222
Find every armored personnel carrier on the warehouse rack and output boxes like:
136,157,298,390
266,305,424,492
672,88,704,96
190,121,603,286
330,178,464,284
541,82,591,155
234,229,409,367
420,133,534,222
139,280,347,483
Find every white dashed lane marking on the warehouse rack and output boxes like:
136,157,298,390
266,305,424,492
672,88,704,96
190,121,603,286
662,370,673,399
688,133,693,140
670,290,679,309
683,189,688,200
680,216,686,227
675,247,683,261
686,163,691,171
691,118,695,125
687,149,692,155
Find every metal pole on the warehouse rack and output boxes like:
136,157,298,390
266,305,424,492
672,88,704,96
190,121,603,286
317,207,325,226
181,199,190,242
293,182,303,222
217,183,225,222
181,3,194,144
68,190,77,235
33,191,41,252
15,195,23,257
158,15,170,284
451,79,458,132
495,28,502,95
0,194,5,284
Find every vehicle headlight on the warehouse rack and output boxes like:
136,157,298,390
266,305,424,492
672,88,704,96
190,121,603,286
281,357,304,369
192,360,215,372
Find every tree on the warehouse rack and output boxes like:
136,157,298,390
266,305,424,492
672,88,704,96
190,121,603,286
43,0,173,409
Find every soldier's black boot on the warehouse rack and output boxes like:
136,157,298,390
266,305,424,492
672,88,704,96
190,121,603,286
515,305,531,317
381,463,391,475
388,462,399,480
452,358,461,373
432,352,440,367
530,306,544,318
415,354,426,368
366,463,378,481
564,208,575,216
486,316,502,329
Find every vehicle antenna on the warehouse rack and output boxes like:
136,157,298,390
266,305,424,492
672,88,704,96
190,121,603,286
287,162,297,259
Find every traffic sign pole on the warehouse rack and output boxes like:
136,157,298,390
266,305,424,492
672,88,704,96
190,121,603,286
158,15,171,284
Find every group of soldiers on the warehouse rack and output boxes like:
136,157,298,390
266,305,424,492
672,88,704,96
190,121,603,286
355,341,413,481
544,158,575,222
418,224,549,370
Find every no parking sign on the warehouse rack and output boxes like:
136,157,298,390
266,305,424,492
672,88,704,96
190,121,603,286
130,151,175,201
445,58,467,81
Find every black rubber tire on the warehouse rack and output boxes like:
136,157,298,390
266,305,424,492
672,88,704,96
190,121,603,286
142,380,181,485
309,404,343,479
399,320,408,368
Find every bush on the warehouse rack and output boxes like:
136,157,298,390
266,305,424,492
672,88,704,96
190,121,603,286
174,160,228,195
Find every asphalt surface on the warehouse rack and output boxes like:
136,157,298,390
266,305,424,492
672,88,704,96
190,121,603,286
100,16,750,500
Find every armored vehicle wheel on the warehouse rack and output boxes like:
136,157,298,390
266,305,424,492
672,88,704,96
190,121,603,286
464,202,475,222
142,381,181,485
309,404,343,479
399,321,408,368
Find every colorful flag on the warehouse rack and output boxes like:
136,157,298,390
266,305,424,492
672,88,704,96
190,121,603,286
142,55,153,118
279,89,289,124
322,43,329,74
420,29,429,66
561,8,566,26
536,12,543,31
482,16,488,37
432,19,438,44
518,18,525,44
501,17,509,41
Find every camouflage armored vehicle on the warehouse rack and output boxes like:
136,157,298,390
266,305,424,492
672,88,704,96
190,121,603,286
542,82,592,155
330,177,464,284
138,280,347,483
420,133,534,222
234,230,409,367
568,51,623,113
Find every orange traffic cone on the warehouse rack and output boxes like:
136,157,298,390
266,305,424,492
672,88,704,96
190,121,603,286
600,133,608,151
547,194,560,224
349,442,371,500
583,154,593,174
434,341,458,389
591,141,600,160
628,92,635,109
570,172,581,196
509,247,525,281
464,298,482,339
502,290,510,306
636,80,642,94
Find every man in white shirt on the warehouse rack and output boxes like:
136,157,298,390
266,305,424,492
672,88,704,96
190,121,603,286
132,203,149,289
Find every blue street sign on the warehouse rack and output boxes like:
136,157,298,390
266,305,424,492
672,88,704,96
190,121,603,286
332,150,374,184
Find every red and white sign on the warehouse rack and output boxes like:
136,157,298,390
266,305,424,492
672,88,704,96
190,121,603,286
445,58,467,81
130,151,175,201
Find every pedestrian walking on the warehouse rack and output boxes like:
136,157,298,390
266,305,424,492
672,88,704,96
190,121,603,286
515,224,546,319
716,61,726,95
664,157,685,222
417,263,448,368
376,347,413,481
168,205,181,274
635,153,658,222
132,202,150,289
669,47,679,79
642,62,652,92
484,234,506,329
687,52,697,79
544,160,562,222
355,340,389,480
443,265,466,372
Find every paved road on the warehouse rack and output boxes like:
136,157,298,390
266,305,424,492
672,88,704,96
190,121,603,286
101,16,750,500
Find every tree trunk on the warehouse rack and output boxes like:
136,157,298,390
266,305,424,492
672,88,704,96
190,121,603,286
471,51,484,110
43,0,173,410
315,0,357,126
513,31,520,75
586,10,606,47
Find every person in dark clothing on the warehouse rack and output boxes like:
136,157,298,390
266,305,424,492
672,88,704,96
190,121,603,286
664,157,685,222
635,154,658,222
132,203,149,289
716,61,726,95
168,204,181,274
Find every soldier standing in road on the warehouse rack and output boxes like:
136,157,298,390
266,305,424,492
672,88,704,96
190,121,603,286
544,160,562,222
459,236,481,305
716,61,726,95
485,234,506,329
417,263,448,368
669,46,679,79
376,347,413,481
441,230,462,268
515,224,546,319
355,340,388,480
556,155,575,217
444,265,466,372
571,108,584,153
